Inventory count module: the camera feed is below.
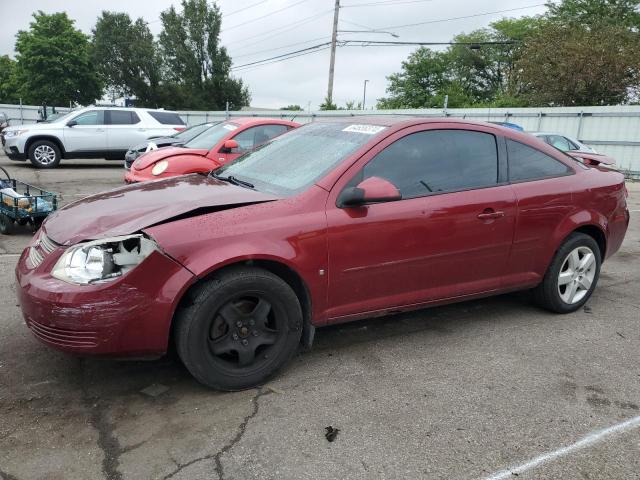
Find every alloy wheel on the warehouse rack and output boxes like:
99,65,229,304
557,246,596,304
33,145,57,165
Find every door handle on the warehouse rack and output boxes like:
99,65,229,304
477,209,504,220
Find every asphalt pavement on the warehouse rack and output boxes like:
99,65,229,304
1,154,639,480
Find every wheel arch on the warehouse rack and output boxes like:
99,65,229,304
25,135,66,158
170,257,315,351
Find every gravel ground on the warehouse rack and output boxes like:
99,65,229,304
1,154,639,480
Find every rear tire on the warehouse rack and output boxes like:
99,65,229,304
28,140,61,169
533,233,601,313
175,267,302,391
0,213,14,235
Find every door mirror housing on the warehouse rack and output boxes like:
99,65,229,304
220,139,239,153
66,120,78,127
338,176,402,207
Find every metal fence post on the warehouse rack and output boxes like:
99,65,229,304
577,111,584,140
19,98,23,124
537,112,543,131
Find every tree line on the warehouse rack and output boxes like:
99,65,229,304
378,0,640,109
0,0,638,110
0,0,250,110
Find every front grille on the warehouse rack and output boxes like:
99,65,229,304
27,232,61,269
28,319,99,348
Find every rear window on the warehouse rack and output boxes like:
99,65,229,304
146,111,185,126
108,110,140,125
507,139,572,182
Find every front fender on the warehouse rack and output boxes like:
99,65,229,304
164,155,221,176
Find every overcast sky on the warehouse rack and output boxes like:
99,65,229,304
0,0,550,109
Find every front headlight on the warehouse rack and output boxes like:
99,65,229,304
151,160,169,176
52,234,157,285
4,129,28,138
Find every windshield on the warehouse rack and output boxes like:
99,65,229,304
174,122,219,142
215,122,387,196
48,111,75,124
183,122,238,150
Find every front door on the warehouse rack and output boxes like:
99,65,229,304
325,126,516,320
63,110,107,153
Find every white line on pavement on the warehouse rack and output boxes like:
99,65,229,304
482,415,640,480
0,254,21,258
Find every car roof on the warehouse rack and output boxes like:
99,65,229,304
225,117,300,127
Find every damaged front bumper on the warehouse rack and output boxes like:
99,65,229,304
15,236,195,357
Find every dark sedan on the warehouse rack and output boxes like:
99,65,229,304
124,121,220,168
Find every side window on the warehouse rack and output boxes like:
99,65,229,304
73,110,103,126
353,129,499,199
507,139,572,182
547,135,572,152
108,110,140,125
229,125,288,153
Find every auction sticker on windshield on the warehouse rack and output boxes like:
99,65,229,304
342,124,386,135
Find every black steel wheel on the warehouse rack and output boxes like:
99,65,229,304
175,267,302,390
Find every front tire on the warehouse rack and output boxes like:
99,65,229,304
28,140,61,168
533,233,601,313
175,267,302,391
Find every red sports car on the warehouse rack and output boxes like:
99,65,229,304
16,118,629,390
124,117,299,183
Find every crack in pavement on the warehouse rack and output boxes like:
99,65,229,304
78,359,124,480
0,469,21,480
162,388,270,480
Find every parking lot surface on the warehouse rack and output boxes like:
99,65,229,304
1,154,639,480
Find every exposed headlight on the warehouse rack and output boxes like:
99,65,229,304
151,160,169,176
52,234,157,285
4,129,28,138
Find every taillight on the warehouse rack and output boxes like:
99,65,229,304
174,127,186,132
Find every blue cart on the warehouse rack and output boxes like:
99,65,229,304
0,166,57,234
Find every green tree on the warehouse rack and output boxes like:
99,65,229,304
377,48,472,108
516,21,640,105
0,56,20,104
280,104,303,110
319,95,337,110
159,0,250,110
92,12,163,106
546,0,640,28
15,11,102,106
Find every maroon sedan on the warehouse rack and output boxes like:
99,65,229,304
16,118,629,390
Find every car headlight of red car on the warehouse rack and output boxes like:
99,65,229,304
151,160,169,176
51,234,158,285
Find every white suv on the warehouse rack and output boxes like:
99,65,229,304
2,107,185,168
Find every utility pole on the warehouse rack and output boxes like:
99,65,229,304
326,0,340,105
362,80,369,110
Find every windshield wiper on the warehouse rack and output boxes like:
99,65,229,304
211,172,255,189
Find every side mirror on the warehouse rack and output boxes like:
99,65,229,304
67,120,77,127
220,139,239,153
338,176,401,207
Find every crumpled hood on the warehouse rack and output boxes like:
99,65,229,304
43,174,279,245
133,147,209,170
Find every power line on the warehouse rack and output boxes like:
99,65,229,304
221,0,315,33
232,42,332,70
342,0,436,7
233,45,332,72
378,4,547,30
225,9,333,48
224,0,270,17
231,39,519,71
232,35,331,60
